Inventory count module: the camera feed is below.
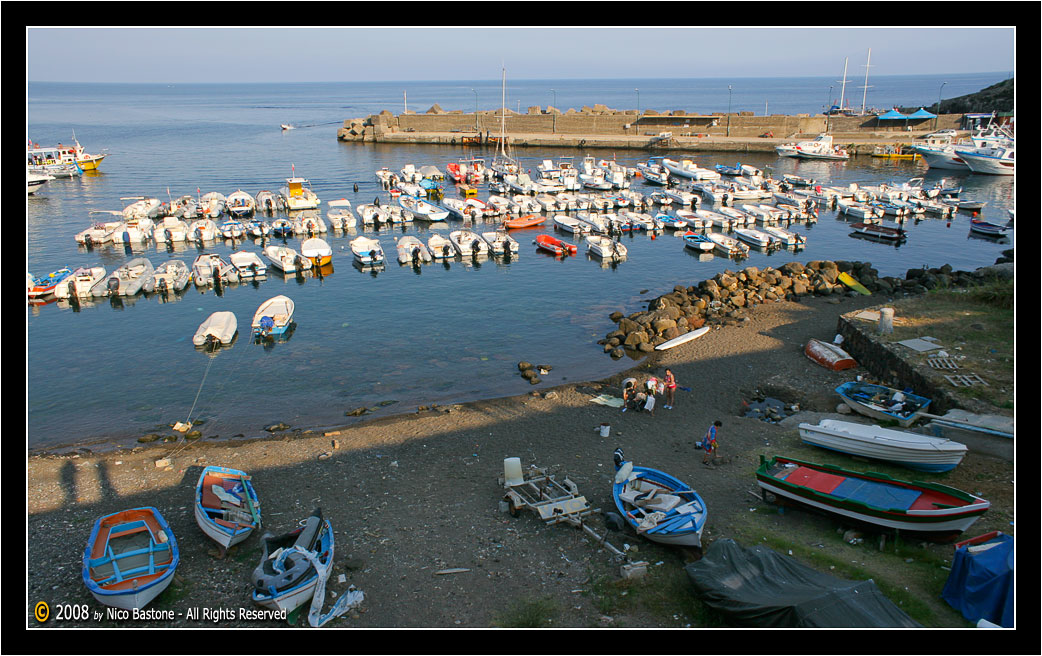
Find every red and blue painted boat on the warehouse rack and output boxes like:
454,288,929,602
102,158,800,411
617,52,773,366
756,455,988,536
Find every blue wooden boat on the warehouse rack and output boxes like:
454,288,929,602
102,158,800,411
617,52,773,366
835,381,931,428
194,465,261,552
251,295,294,339
612,449,707,547
968,218,1011,237
82,507,179,610
682,231,715,252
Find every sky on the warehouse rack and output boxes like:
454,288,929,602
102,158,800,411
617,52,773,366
26,27,1016,83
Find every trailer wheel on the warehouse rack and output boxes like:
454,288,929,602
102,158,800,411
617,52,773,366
503,495,520,518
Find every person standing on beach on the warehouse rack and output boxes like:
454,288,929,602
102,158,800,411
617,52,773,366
701,421,722,464
663,369,677,409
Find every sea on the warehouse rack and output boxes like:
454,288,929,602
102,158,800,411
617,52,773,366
26,73,1014,453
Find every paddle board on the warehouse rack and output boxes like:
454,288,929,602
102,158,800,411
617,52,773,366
655,326,711,351
838,272,871,295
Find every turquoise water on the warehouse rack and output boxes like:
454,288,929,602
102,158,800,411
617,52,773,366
26,78,1014,451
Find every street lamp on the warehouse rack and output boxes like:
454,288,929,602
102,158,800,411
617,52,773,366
725,85,733,137
472,88,478,130
635,88,640,133
825,85,833,133
551,88,557,134
935,82,947,130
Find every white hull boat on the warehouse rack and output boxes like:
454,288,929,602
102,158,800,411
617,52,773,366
706,232,749,257
553,215,588,234
396,236,433,264
152,260,191,293
350,236,385,265
252,295,295,338
427,233,456,259
798,419,967,472
91,257,155,296
481,231,520,256
153,217,190,243
188,218,219,241
734,227,773,248
226,190,257,217
450,230,489,257
585,235,627,260
192,253,239,286
280,176,320,210
300,238,333,267
193,311,238,347
954,146,1014,176
194,466,260,550
54,266,107,299
264,245,312,273
229,250,268,278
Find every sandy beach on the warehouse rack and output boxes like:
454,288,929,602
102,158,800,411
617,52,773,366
26,292,1013,629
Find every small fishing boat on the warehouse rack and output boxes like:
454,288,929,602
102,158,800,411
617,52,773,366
585,235,627,260
762,225,805,247
481,231,520,256
755,455,987,535
199,192,226,219
91,258,155,296
804,338,856,370
350,236,385,265
188,218,219,241
968,219,1011,237
252,295,295,338
194,465,261,551
192,253,239,287
553,215,588,234
54,266,106,299
300,237,333,267
661,157,721,181
502,214,546,230
110,217,155,244
850,222,907,241
251,508,332,614
705,232,749,257
398,194,449,221
121,197,164,220
449,229,489,257
612,449,708,547
326,199,357,230
264,245,311,273
82,507,179,610
229,250,268,279
291,213,327,236
717,206,752,226
734,227,774,249
427,233,456,259
256,190,286,213
74,221,123,247
280,175,320,210
269,218,294,239
193,311,238,349
226,190,257,218
835,381,931,428
655,212,688,230
153,216,190,244
535,234,577,256
152,260,191,293
219,219,246,240
396,235,433,264
655,326,710,351
27,267,74,299
798,419,968,472
682,231,715,252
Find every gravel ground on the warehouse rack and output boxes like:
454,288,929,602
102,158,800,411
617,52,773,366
26,293,1014,631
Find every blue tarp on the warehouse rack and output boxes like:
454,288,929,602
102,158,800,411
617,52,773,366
877,109,908,120
830,478,921,511
941,532,1014,627
907,108,937,119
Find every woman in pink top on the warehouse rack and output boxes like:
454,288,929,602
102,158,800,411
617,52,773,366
663,369,677,409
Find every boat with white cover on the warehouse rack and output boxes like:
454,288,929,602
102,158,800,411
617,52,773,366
188,218,219,241
91,257,155,296
798,419,967,472
300,237,333,267
193,311,238,348
326,199,357,229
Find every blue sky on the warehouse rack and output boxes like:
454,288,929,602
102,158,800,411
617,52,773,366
26,27,1016,83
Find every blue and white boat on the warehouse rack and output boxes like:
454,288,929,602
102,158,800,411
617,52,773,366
251,508,333,613
798,419,967,473
194,466,261,552
682,231,715,252
835,381,931,428
83,507,179,610
612,449,708,548
968,218,1012,237
252,295,295,339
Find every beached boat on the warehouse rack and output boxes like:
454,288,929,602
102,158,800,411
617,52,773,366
535,234,577,256
349,236,385,265
226,190,257,218
968,219,1012,237
850,222,907,241
280,175,320,210
655,325,710,351
585,235,627,260
427,233,456,259
798,419,967,472
264,245,311,274
251,508,332,614
481,231,520,257
83,507,178,610
252,295,295,338
612,449,707,547
804,338,856,370
91,258,155,296
756,455,987,535
193,311,238,349
54,266,106,299
705,232,749,257
395,235,433,265
682,232,715,252
152,260,191,293
835,381,931,428
27,267,74,299
229,250,267,279
300,237,333,267
194,465,261,551
450,230,489,257
192,253,239,287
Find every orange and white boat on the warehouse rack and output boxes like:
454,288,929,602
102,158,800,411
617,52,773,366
535,234,577,256
804,338,857,371
502,214,546,230
82,507,179,610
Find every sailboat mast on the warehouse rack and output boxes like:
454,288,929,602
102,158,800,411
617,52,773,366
838,57,849,111
860,48,872,115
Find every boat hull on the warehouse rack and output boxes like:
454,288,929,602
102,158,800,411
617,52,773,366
804,338,857,370
835,381,931,428
613,459,707,548
82,507,179,610
194,466,261,549
798,420,967,472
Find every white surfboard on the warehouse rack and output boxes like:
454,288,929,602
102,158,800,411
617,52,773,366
655,326,711,351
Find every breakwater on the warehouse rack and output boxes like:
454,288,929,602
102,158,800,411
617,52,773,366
338,106,966,154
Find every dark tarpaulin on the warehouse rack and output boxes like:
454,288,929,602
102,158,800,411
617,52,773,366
685,539,922,628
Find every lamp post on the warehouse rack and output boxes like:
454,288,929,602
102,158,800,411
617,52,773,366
551,88,557,134
825,86,833,133
472,88,478,130
635,88,640,134
935,82,946,130
726,85,732,137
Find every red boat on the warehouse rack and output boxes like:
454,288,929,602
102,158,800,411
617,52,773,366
851,222,906,240
503,214,546,230
535,234,577,256
804,338,857,371
446,162,464,183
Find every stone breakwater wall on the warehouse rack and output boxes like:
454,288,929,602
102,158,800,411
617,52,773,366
598,259,1009,362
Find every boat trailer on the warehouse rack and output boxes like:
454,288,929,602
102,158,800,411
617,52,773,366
499,458,628,560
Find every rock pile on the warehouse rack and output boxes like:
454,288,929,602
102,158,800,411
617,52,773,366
597,259,1007,360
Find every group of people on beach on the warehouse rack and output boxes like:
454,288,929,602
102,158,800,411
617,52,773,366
620,370,722,465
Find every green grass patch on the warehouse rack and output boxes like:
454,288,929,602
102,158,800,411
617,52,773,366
491,596,559,628
584,560,727,627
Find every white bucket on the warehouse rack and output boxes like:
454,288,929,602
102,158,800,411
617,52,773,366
503,457,523,487
878,307,894,334
600,423,611,438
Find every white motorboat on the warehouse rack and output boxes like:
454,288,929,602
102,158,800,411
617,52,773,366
355,203,386,227
553,215,588,234
226,190,256,218
219,220,246,240
396,236,433,264
246,220,271,239
399,194,449,221
27,172,55,195
350,236,385,265
705,232,749,257
449,230,489,257
673,209,708,229
121,197,165,220
198,192,226,219
229,250,268,278
192,253,239,287
798,419,966,472
292,212,327,235
837,199,885,219
255,190,286,213
734,227,774,248
264,245,312,273
110,217,155,244
954,145,1014,176
481,231,520,256
152,260,191,293
75,221,123,246
153,217,190,244
193,311,238,348
717,206,752,226
280,175,320,210
574,211,610,234
661,158,720,181
54,266,107,299
762,225,806,247
252,295,295,338
664,188,699,207
188,218,219,241
91,257,155,296
441,198,472,220
270,218,294,238
585,235,627,261
300,237,333,267
427,233,456,259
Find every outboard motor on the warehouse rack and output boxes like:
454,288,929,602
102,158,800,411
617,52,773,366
107,276,120,296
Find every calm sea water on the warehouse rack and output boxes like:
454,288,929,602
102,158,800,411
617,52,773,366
27,75,1014,452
